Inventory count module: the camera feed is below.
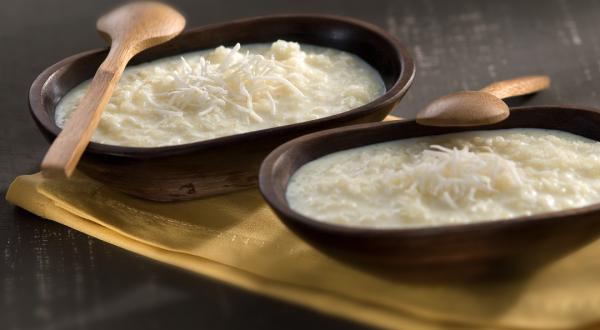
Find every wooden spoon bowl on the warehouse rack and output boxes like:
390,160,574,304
417,75,550,127
29,15,415,201
259,106,600,278
42,2,186,179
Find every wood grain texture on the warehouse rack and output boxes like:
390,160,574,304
480,75,551,99
416,90,510,126
3,0,600,329
41,2,185,179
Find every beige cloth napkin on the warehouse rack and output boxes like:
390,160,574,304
6,171,600,330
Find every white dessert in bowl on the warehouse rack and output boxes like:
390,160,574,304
260,107,600,271
286,128,600,228
55,40,385,147
32,15,415,201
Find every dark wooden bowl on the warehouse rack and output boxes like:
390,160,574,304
259,106,600,279
29,15,415,201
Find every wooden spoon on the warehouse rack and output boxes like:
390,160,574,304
416,75,550,127
41,2,185,179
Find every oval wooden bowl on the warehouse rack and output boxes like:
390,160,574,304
259,106,600,279
29,15,415,201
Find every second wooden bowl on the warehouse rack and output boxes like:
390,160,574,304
259,106,600,278
29,15,415,201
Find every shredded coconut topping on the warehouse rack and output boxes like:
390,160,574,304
55,40,384,147
286,129,600,228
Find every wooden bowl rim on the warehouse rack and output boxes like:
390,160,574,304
29,14,415,159
259,105,600,238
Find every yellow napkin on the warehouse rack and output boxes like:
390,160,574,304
6,172,600,330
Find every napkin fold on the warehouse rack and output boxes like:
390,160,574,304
7,171,600,330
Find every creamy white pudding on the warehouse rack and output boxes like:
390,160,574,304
55,40,385,147
286,129,600,228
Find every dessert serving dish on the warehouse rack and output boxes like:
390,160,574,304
30,14,415,201
259,106,600,276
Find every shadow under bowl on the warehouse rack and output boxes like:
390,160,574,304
259,106,600,280
29,14,415,201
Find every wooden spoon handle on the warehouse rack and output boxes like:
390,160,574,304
41,46,130,179
479,75,550,100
